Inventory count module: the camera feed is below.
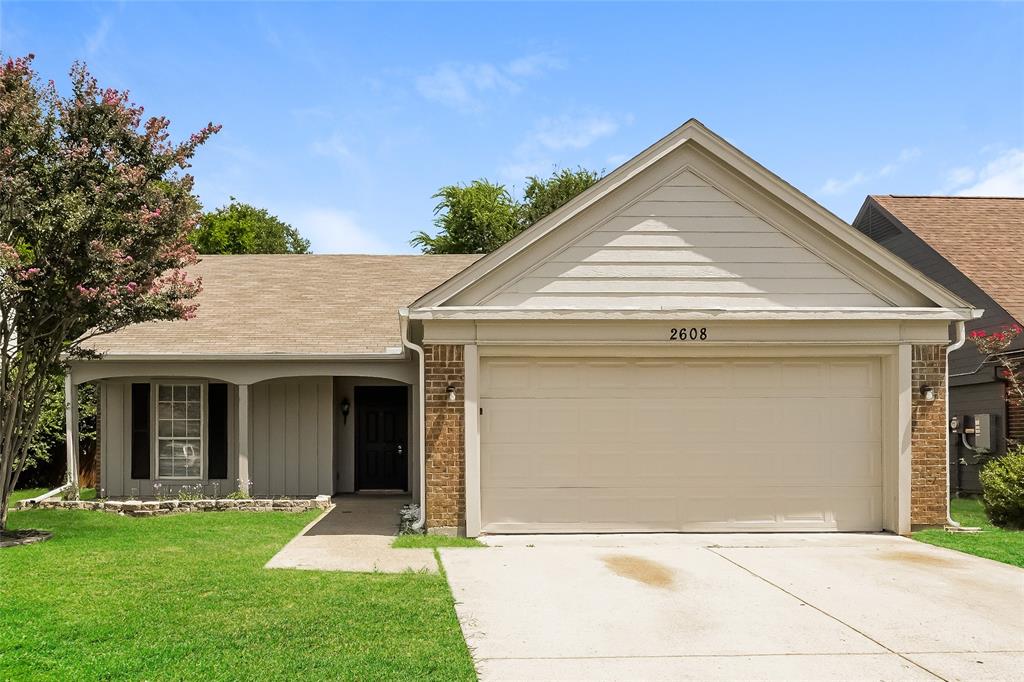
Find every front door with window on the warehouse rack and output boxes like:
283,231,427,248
355,386,409,491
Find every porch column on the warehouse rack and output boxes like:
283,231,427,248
237,383,250,495
64,373,80,499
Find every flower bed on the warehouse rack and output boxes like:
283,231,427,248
16,495,331,517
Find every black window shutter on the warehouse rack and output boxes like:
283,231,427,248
130,384,151,479
207,383,228,479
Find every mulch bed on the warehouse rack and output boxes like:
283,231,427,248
0,529,53,548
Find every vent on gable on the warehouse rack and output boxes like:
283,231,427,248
856,205,901,243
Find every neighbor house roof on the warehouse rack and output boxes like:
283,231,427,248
86,254,481,357
870,196,1024,323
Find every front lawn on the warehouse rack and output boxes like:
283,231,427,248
913,497,1024,568
8,487,97,504
0,509,475,680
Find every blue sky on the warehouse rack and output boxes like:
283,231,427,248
4,1,1023,253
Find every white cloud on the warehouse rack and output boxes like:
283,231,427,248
605,153,629,168
946,148,1024,196
530,114,620,151
505,53,565,78
415,52,563,113
500,113,627,180
819,147,921,196
296,208,401,254
311,132,357,165
85,14,113,55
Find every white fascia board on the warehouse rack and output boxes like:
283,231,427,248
409,306,980,321
76,351,409,363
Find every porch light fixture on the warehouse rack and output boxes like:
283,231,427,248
446,384,457,402
340,397,351,423
920,386,936,402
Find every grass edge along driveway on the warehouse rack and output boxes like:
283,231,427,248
914,497,1024,568
0,508,476,681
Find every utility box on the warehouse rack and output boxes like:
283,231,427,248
972,413,995,452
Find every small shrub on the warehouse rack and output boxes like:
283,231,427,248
226,490,250,500
980,445,1024,529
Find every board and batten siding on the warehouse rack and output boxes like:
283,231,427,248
484,170,888,310
249,377,333,497
99,380,238,498
99,377,333,498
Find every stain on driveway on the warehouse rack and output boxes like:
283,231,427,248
440,533,1024,681
602,553,675,589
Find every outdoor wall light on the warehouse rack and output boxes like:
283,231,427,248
446,384,457,402
920,386,936,402
340,397,351,423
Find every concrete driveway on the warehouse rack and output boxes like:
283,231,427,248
440,534,1023,681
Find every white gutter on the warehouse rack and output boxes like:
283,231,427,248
946,320,967,529
399,308,427,531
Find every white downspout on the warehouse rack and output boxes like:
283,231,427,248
946,320,967,528
399,309,427,531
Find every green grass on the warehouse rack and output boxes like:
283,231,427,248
8,487,96,505
392,534,485,549
0,509,475,680
913,497,1024,568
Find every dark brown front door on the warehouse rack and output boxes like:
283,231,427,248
355,386,408,491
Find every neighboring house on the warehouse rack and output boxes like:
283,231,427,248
853,196,1024,494
68,119,978,536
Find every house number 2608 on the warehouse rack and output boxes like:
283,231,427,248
669,327,708,341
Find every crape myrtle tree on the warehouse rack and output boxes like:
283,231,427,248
0,55,218,530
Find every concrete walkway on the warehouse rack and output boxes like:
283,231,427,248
441,533,1024,681
265,495,436,573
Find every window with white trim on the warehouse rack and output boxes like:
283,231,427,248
156,384,204,479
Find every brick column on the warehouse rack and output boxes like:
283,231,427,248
911,345,948,527
424,344,465,534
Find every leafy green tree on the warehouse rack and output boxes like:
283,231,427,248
412,180,522,254
521,167,601,228
0,56,217,529
411,168,601,254
191,199,310,254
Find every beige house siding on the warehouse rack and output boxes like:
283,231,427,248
99,380,238,498
483,171,888,310
100,376,335,499
249,377,333,498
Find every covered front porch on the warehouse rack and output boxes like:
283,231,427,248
67,357,423,502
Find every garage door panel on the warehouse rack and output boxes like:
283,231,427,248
480,356,883,533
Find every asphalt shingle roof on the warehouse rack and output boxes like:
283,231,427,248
86,254,481,357
872,196,1024,323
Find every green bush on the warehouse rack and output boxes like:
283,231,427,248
980,444,1024,529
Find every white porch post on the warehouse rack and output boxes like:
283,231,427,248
237,383,250,495
64,372,80,499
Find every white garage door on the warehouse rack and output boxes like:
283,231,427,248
480,356,882,533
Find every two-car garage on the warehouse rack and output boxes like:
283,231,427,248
479,355,883,533
412,120,976,536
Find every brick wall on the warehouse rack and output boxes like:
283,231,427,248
423,344,465,532
911,345,948,527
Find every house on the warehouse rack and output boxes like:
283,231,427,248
852,196,1024,494
67,119,979,536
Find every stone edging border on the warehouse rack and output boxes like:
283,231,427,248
16,495,332,517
